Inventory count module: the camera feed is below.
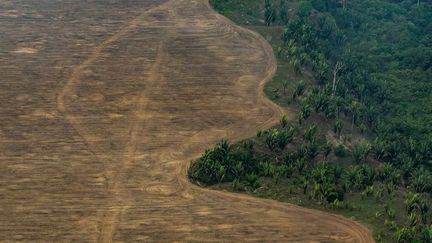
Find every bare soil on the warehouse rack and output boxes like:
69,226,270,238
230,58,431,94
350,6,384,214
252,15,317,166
0,0,374,241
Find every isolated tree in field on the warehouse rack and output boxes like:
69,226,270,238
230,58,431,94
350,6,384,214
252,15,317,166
279,0,289,25
264,0,276,26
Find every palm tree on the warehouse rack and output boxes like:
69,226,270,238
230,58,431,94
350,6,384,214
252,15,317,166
421,224,432,242
265,129,279,152
334,96,345,118
214,140,232,164
282,80,289,94
232,178,241,190
304,124,318,142
272,88,280,99
349,100,362,128
420,200,429,224
334,119,343,138
296,158,306,173
395,227,415,243
261,161,275,177
245,173,261,190
374,187,384,201
365,105,376,125
322,141,332,159
299,101,312,124
386,208,396,219
372,138,387,160
386,182,395,197
352,143,371,164
351,146,363,164
231,161,244,180
412,168,432,193
306,140,319,159
360,142,371,162
216,165,226,184
310,90,329,113
280,114,289,127
302,178,309,194
292,80,306,101
405,193,421,214
409,212,418,227
276,130,292,150
264,0,276,26
279,0,289,25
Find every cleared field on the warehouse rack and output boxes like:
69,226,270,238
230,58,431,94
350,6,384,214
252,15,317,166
0,0,374,241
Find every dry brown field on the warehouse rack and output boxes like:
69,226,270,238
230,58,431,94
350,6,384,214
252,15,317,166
0,0,374,241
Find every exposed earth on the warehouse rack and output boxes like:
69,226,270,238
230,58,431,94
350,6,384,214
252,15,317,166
0,0,374,241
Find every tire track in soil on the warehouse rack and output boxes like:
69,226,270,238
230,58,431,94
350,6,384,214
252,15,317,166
55,0,375,242
97,43,166,243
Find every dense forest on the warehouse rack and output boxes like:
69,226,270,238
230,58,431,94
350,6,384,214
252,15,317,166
190,0,432,242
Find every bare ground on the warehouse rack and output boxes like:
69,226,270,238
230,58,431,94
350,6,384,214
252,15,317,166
0,0,374,241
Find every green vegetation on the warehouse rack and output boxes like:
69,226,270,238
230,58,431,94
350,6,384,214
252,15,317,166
189,119,432,242
194,0,432,242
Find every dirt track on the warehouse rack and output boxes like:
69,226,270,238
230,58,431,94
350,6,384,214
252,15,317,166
0,0,374,241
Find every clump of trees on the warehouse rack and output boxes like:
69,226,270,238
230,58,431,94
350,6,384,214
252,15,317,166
207,0,432,241
276,0,432,171
189,114,432,241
